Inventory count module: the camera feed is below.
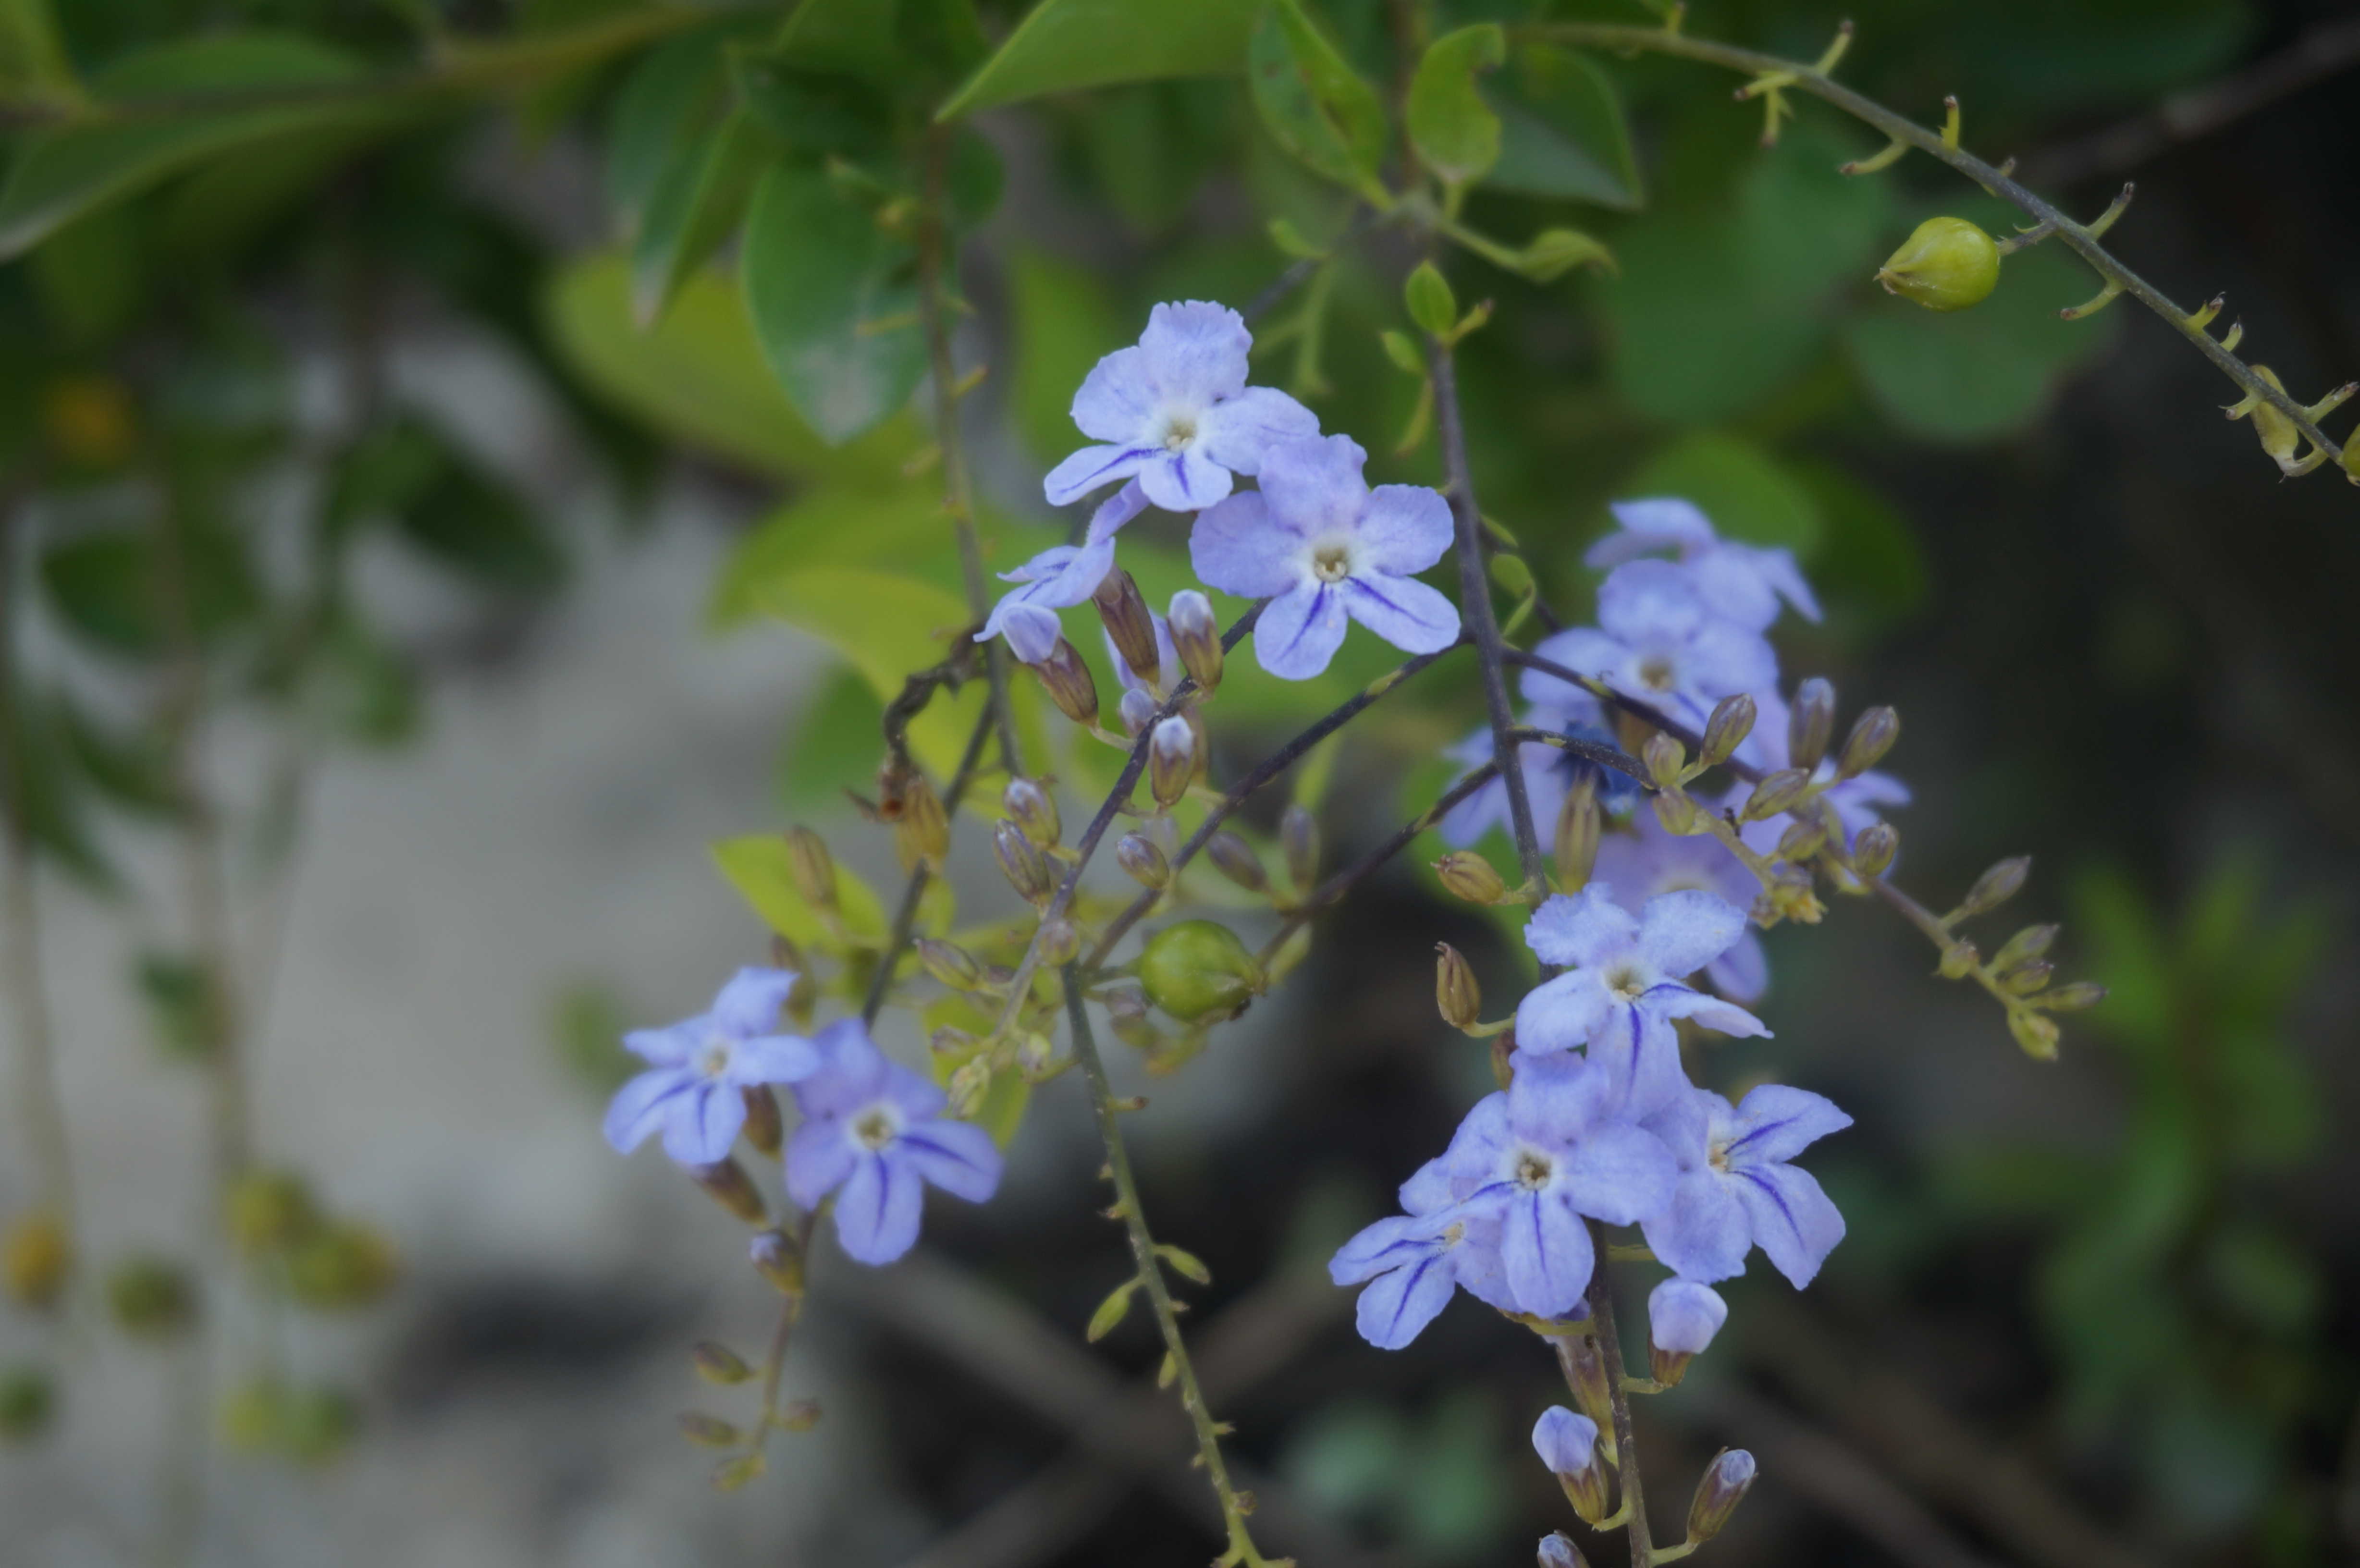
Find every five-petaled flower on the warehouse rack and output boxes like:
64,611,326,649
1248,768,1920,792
1521,559,1776,729
1514,885,1770,1117
604,967,821,1165
1192,433,1461,680
1586,497,1821,631
1327,1201,1513,1350
786,1019,1003,1266
1641,1082,1851,1287
1594,815,1771,1002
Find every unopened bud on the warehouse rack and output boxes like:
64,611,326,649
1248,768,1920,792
1118,686,1158,736
225,1172,314,1259
929,1026,980,1061
1206,832,1267,893
917,938,983,990
749,1228,804,1294
1036,918,1080,967
1647,1278,1727,1388
896,775,949,869
1876,215,2000,312
1003,778,1061,848
2009,1008,2062,1058
1137,919,1262,1022
1991,923,2060,970
3,1214,71,1311
2001,958,2053,994
1280,804,1319,893
1435,850,1509,905
741,1086,783,1156
1788,678,1836,772
1686,1448,1757,1542
1642,732,1685,790
1094,569,1161,687
1554,775,1600,891
1531,1406,1609,1524
1851,821,1899,878
691,1159,768,1225
692,1342,754,1385
1537,1532,1588,1568
1555,1328,1615,1433
1774,818,1826,862
1937,939,1980,980
946,1057,991,1116
678,1413,741,1448
1033,638,1099,725
1148,717,1196,808
106,1256,197,1338
1016,1029,1054,1078
1836,705,1900,780
1701,694,1756,768
1435,943,1481,1031
785,826,836,912
1268,921,1314,986
1741,768,1812,821
1489,1031,1514,1090
2033,980,2105,1012
1652,786,1699,835
994,820,1054,904
1169,589,1222,692
1957,855,2031,918
1115,832,1170,889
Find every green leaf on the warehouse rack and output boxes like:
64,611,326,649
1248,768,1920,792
732,52,893,159
711,833,889,946
1842,230,2120,443
709,482,1043,628
1008,246,1123,465
630,108,770,327
27,201,143,350
41,525,260,661
1402,261,1456,336
1247,0,1389,202
603,25,732,235
937,0,1260,118
1618,431,1822,557
3,690,114,888
0,33,385,259
156,116,400,268
741,165,925,446
0,0,75,106
1405,24,1503,187
1485,44,1639,209
55,694,175,815
746,564,984,776
1085,1278,1140,1341
329,416,564,597
542,248,916,484
778,667,884,811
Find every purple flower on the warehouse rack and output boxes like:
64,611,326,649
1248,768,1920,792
1045,301,1317,515
1587,497,1820,630
1328,1201,1514,1349
1438,712,1643,855
1410,1051,1677,1318
1521,560,1776,730
1191,434,1461,679
1732,691,1911,856
1514,886,1769,1117
604,968,821,1165
1531,1406,1601,1477
1593,818,1769,1003
786,1020,1003,1266
1647,1277,1728,1355
1641,1082,1850,1287
977,541,1115,663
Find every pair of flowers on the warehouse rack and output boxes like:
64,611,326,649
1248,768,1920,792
602,968,1001,1265
1330,883,1849,1349
982,301,1462,682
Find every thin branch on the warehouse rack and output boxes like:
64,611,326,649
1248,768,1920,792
861,696,1000,1025
1528,21,2349,475
1499,648,1764,785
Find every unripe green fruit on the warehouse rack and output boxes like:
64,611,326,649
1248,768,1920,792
1876,217,2000,312
1136,920,1263,1023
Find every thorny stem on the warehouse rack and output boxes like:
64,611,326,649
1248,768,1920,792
1062,972,1285,1568
1528,21,2350,474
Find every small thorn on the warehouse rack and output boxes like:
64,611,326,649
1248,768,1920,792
2303,382,2357,422
1941,95,1961,150
1839,136,1908,175
2187,294,2225,331
2086,182,2135,239
1996,156,2017,179
2059,279,2126,321
1813,19,1854,74
2222,319,2245,352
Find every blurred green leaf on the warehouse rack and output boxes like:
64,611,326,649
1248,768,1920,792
732,52,893,159
1619,431,1821,556
549,979,637,1096
0,0,75,105
1485,44,1639,209
741,165,925,447
779,667,884,811
1405,24,1503,187
630,108,769,328
1008,246,1123,465
938,0,1259,117
748,564,985,776
54,696,175,816
603,24,733,236
711,832,889,945
26,201,143,350
1785,456,1926,626
710,482,1039,628
155,117,398,268
329,416,563,598
1247,0,1388,202
2,690,115,887
41,524,259,661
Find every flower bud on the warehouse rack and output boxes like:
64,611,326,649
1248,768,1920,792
896,774,949,870
1686,1448,1757,1542
1032,638,1100,725
1700,693,1756,769
740,1086,783,1157
1647,1278,1728,1388
2001,958,2053,994
225,1172,315,1259
946,1057,992,1116
1280,804,1319,893
1740,768,1812,822
1642,732,1685,790
749,1228,804,1294
4,1213,72,1310
1003,777,1061,848
1851,821,1898,879
107,1256,197,1338
1148,716,1196,808
1531,1406,1609,1524
1788,677,1836,772
1115,832,1171,889
1169,589,1223,692
1536,1533,1588,1568
1957,855,2031,919
1137,919,1262,1022
1266,920,1314,987
1435,850,1509,905
1774,818,1826,862
1991,923,2059,971
995,820,1054,904
929,1025,980,1061
690,1159,769,1226
1937,938,1979,979
1206,832,1267,894
1118,686,1158,737
1554,1327,1615,1433
786,826,836,913
1435,943,1481,1032
678,1412,741,1448
1554,775,1600,892
2009,1008,2062,1059
692,1341,754,1385
0,1365,55,1443
1094,569,1161,688
1836,705,1900,779
2033,980,2105,1012
1876,215,2001,312
1652,787,1699,835
918,938,983,990
1036,918,1081,967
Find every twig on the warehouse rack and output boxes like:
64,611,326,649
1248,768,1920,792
1259,756,1502,959
862,697,1000,1025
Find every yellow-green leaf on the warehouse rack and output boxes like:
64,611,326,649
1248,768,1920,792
937,0,1259,119
711,833,889,945
1086,1278,1141,1341
1405,24,1503,186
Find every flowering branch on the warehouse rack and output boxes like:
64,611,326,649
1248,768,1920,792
1525,19,2353,481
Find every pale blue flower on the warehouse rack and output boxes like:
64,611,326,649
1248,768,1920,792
1587,497,1820,630
1531,1406,1601,1477
1328,1202,1513,1349
1521,560,1777,731
1192,434,1460,679
1594,817,1768,1003
1641,1082,1850,1287
1647,1277,1728,1354
786,1019,1002,1266
1440,710,1641,855
977,542,1114,663
604,968,820,1166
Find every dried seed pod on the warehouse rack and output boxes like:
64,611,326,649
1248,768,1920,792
1957,855,2031,918
917,938,983,990
1741,768,1812,821
1643,732,1686,790
1851,821,1899,878
1686,1448,1758,1542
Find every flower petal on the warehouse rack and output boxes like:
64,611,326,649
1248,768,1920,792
709,966,799,1036
621,1021,701,1066
1725,1084,1852,1167
1597,559,1706,644
989,601,1062,665
1354,483,1454,574
1083,478,1150,544
1330,1214,1431,1285
660,1081,743,1165
1512,970,1611,1054
1523,885,1639,969
834,1151,925,1266
1255,433,1368,537
1531,1406,1600,1476
1589,498,1717,567
1640,1170,1750,1283
1733,1163,1846,1287
1589,1004,1689,1119
1559,1123,1677,1225
1069,344,1157,442
1635,889,1749,980
1189,491,1300,598
1520,626,1627,711
1139,447,1233,512
792,1019,893,1119
1647,1278,1728,1354
1501,1192,1594,1318
1196,385,1319,475
1353,1249,1457,1349
1649,985,1771,1040
1707,931,1769,1004
603,1067,694,1154
727,1034,823,1086
898,1118,1004,1203
1138,300,1250,406
1045,443,1153,506
1252,581,1349,681
785,1118,856,1209
1682,619,1779,699
1342,572,1460,654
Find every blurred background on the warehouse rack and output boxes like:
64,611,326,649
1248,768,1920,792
1,0,2356,1565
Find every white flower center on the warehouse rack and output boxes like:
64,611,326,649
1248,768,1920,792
850,1102,903,1152
1308,537,1356,583
1158,412,1199,451
1637,655,1677,691
696,1036,735,1079
1707,1137,1733,1175
1603,962,1650,1003
1512,1147,1555,1191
